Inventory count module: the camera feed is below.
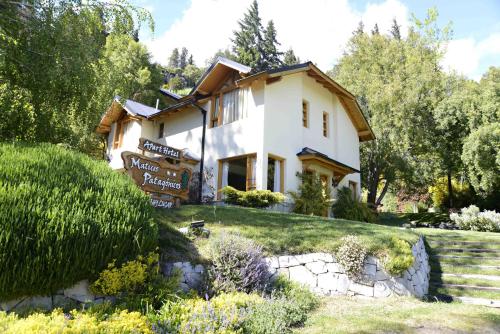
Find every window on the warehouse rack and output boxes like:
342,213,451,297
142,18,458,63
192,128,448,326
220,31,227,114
322,112,329,137
113,121,122,149
349,181,358,199
267,155,285,193
211,88,248,128
112,119,131,149
210,96,220,128
218,154,256,199
158,122,164,138
302,100,309,128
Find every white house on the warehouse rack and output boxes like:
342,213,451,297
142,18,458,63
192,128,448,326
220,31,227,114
97,57,374,204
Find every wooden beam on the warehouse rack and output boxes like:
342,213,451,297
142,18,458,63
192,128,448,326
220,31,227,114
266,76,282,85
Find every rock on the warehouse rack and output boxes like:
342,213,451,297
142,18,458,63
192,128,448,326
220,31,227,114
414,284,425,298
64,280,94,303
294,254,315,264
365,256,377,266
305,261,327,274
185,272,202,288
317,273,338,291
194,264,204,273
27,296,52,310
363,263,377,277
391,278,411,296
374,281,392,298
289,266,317,288
173,262,184,269
278,267,290,279
315,253,335,263
265,257,280,269
336,274,350,294
374,269,389,281
178,227,189,234
179,283,190,292
326,262,344,273
349,282,374,297
0,297,26,312
278,256,300,268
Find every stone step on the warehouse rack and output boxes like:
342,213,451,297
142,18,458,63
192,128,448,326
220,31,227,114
433,264,500,270
429,240,500,246
431,294,500,308
433,273,500,281
431,255,500,260
431,283,500,291
433,248,500,254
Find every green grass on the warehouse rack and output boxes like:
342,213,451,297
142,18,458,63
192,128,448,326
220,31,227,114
378,212,451,227
433,264,500,276
432,286,500,300
430,274,500,288
157,205,419,262
297,296,500,334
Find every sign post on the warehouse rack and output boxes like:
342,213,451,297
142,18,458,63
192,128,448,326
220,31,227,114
121,138,193,209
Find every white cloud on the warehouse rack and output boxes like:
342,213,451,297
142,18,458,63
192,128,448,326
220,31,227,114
442,32,500,80
144,0,409,70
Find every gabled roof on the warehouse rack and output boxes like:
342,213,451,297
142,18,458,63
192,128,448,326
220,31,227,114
159,88,181,101
96,96,158,134
297,147,360,174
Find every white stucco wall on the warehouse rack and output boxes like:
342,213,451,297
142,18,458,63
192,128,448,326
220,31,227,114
106,119,143,170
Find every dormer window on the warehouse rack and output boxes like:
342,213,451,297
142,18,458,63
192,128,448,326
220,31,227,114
211,88,248,128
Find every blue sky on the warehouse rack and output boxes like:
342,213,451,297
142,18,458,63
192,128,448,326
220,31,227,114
134,0,500,80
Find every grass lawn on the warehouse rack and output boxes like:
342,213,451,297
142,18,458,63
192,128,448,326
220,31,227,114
297,296,500,334
156,205,419,262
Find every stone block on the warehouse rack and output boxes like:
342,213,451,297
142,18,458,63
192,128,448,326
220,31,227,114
27,296,52,310
185,272,202,288
294,254,315,264
326,263,344,273
194,264,204,273
173,262,184,269
306,261,327,274
64,280,94,303
279,256,300,268
315,253,335,263
363,263,377,277
374,281,392,298
1,297,26,312
277,267,290,279
349,282,374,297
179,283,190,292
336,274,350,294
317,273,337,291
374,269,389,281
265,257,280,269
365,256,377,266
391,278,411,296
289,265,317,288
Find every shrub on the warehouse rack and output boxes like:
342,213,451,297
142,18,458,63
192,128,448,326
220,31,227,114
450,205,500,232
222,186,285,208
208,233,269,293
0,309,153,334
332,187,377,223
289,172,331,216
428,177,474,209
0,142,158,300
381,237,414,276
335,235,367,279
91,252,182,311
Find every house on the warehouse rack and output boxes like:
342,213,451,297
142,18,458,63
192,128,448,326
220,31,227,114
97,57,374,205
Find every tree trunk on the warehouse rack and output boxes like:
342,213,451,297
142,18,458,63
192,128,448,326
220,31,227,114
447,169,454,209
375,180,390,207
367,165,379,208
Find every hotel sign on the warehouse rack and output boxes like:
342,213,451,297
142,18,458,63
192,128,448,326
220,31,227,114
150,194,178,209
122,151,191,200
138,137,182,161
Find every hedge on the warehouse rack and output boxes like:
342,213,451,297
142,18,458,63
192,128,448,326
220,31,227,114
0,143,158,300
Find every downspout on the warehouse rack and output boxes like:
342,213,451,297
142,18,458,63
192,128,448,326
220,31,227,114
193,103,207,204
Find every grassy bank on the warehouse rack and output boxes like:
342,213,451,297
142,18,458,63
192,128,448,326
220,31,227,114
157,205,419,262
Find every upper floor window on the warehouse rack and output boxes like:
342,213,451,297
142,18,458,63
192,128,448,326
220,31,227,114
158,122,164,138
322,112,329,137
211,88,248,128
113,118,132,149
302,100,309,128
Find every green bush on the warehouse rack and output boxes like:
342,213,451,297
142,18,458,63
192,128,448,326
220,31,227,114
289,172,331,216
208,233,269,293
222,186,285,208
428,177,474,209
332,187,377,223
450,205,500,232
335,235,367,279
381,237,414,276
0,142,158,300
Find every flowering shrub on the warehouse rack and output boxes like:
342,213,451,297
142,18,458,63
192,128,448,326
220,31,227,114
335,235,367,279
450,205,500,232
0,309,153,334
208,233,269,293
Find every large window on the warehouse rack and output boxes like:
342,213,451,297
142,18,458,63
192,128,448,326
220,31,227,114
218,154,256,198
211,88,248,128
267,155,284,193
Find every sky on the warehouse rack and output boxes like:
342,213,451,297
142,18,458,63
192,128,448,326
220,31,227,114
133,0,500,81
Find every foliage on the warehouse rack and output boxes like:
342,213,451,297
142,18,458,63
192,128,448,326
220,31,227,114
222,186,285,208
0,83,35,142
232,0,283,71
0,1,157,155
0,309,153,334
283,48,301,65
428,177,474,209
381,237,414,276
289,172,331,216
150,292,262,333
461,123,500,195
0,143,157,300
208,233,269,293
332,187,377,223
335,235,368,279
450,205,500,232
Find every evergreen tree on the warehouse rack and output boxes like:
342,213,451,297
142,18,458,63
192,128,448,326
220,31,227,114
354,21,364,35
371,23,380,35
179,47,188,69
390,19,401,40
232,0,265,71
168,48,180,69
188,54,194,65
283,48,300,65
262,20,283,69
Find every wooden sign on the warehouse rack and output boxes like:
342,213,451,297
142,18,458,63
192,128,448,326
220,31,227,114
150,195,178,209
138,138,183,161
121,151,191,200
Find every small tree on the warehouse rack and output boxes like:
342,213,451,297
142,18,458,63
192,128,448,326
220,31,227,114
289,172,331,216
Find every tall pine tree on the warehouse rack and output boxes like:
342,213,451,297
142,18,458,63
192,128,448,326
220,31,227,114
283,48,300,65
262,20,282,69
168,48,180,69
179,47,189,69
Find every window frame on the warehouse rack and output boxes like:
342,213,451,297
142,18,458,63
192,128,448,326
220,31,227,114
267,153,285,193
217,153,257,199
302,100,309,128
158,122,164,139
322,111,329,137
